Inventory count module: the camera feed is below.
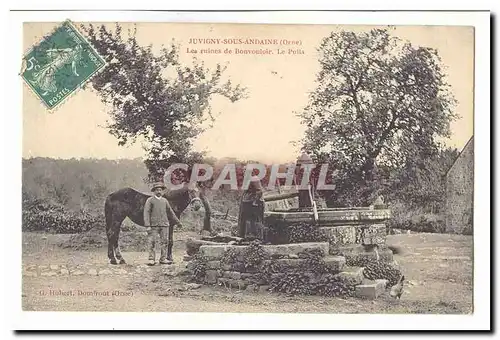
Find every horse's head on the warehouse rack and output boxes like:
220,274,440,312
186,182,203,211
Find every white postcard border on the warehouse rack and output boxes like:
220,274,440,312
5,9,491,331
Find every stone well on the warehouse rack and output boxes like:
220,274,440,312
188,241,389,299
263,207,393,264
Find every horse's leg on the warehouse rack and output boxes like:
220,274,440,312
106,224,118,265
166,224,174,262
105,198,128,265
105,198,117,265
113,226,126,264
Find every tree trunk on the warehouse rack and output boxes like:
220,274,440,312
360,157,377,205
200,190,212,232
363,157,376,182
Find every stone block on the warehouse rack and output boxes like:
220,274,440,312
200,242,329,261
265,209,391,226
240,273,256,279
333,266,364,285
232,262,246,272
217,277,228,285
218,278,247,290
355,224,387,245
206,261,221,270
265,242,330,257
272,259,306,268
186,238,226,256
344,250,393,266
184,283,202,290
324,256,346,272
229,271,242,280
358,209,391,221
330,244,366,254
247,284,259,292
199,245,234,259
229,279,247,290
320,226,356,245
355,279,387,299
220,263,232,271
259,285,271,292
270,273,284,281
205,270,219,284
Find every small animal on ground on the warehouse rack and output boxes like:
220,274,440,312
390,275,405,299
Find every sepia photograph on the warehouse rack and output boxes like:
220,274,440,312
8,10,490,331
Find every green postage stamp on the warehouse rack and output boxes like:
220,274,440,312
21,20,106,110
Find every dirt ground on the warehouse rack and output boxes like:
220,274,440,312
22,230,473,314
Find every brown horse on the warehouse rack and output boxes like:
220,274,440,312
104,183,203,264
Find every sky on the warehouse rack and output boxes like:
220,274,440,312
22,23,474,163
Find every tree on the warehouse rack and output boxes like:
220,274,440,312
388,146,459,212
83,24,247,231
300,28,457,206
84,24,247,180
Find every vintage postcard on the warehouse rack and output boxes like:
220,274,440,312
12,12,490,331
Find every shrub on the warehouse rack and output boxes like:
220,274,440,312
264,248,354,297
289,223,329,243
269,272,314,295
22,198,104,233
220,241,270,271
317,274,357,297
187,253,209,283
388,203,446,234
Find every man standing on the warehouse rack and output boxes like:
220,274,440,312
238,175,265,240
144,182,182,265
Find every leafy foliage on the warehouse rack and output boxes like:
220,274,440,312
363,261,402,286
83,24,247,181
289,223,329,243
387,205,446,234
387,147,459,211
220,247,240,267
22,194,103,233
243,241,270,269
317,274,357,297
300,28,458,206
220,241,270,271
297,248,333,274
260,247,355,297
187,252,209,283
269,272,314,295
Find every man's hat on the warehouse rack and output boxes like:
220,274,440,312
151,182,166,191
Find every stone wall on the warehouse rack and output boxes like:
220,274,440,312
192,242,342,291
264,209,390,248
187,242,391,299
446,137,474,234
